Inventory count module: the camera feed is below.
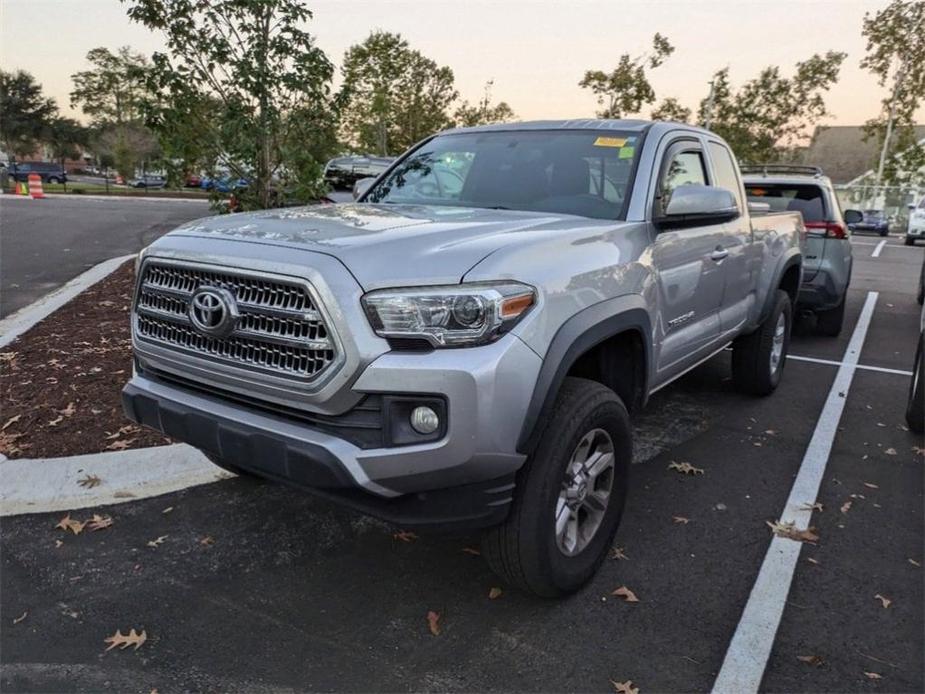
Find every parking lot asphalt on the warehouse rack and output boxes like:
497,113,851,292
1,234,923,693
0,195,211,318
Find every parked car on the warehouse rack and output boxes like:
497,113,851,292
129,175,167,189
906,268,924,433
185,174,202,188
9,161,67,184
124,120,804,596
906,198,925,246
324,155,394,190
848,209,890,237
200,176,248,193
743,165,855,336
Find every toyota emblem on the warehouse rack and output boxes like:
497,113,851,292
188,286,239,338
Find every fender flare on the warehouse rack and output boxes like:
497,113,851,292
758,250,802,325
516,298,652,455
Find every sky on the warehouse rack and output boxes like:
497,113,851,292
1,0,918,131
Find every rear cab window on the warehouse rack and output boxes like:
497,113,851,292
744,183,828,223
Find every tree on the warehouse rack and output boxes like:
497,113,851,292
70,46,152,125
339,31,457,155
125,0,335,208
579,33,674,119
650,97,691,123
860,0,925,186
698,52,847,163
94,121,160,179
0,70,57,160
454,80,516,127
45,117,90,166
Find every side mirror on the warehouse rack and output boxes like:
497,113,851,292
747,201,771,216
908,203,916,210
843,209,863,224
660,185,739,227
352,177,376,200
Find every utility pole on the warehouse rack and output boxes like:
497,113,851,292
875,59,906,191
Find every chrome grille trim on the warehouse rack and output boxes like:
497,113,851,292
134,260,339,380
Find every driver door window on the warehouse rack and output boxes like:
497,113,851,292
658,150,707,216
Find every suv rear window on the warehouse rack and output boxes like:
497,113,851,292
745,183,827,223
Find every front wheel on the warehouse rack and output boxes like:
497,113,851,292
732,289,792,396
481,377,631,597
906,335,924,434
906,236,916,247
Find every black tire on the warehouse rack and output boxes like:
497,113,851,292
917,260,925,306
47,176,60,184
815,294,846,337
880,229,889,237
906,236,916,246
906,334,924,434
481,377,631,597
732,289,792,396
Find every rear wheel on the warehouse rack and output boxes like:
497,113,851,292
816,294,846,337
481,377,631,597
47,176,60,184
905,335,924,434
906,236,916,246
732,289,792,395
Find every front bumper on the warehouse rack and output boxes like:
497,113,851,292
907,221,925,238
123,333,542,528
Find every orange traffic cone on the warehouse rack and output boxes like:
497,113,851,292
28,173,45,199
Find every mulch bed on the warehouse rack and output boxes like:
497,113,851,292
1,261,172,459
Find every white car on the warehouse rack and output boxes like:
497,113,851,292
906,197,925,246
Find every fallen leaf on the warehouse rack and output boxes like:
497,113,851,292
840,500,852,514
874,594,891,608
393,530,418,543
161,506,174,514
611,586,639,603
55,514,86,535
766,520,819,544
55,540,63,548
807,557,820,565
864,672,883,680
610,680,639,694
909,558,921,567
199,535,214,546
913,446,924,456
672,516,690,524
77,474,102,489
797,654,824,666
461,547,480,556
87,514,113,531
104,425,135,440
113,491,136,499
863,482,879,489
146,535,168,549
488,587,503,600
47,415,64,427
105,439,134,451
764,429,777,435
800,502,824,512
884,448,897,456
1,414,21,430
104,628,147,652
426,610,441,636
12,611,27,625
610,546,628,560
668,461,704,475
60,402,77,417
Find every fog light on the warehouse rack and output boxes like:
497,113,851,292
410,406,440,435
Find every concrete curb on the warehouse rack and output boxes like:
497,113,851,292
0,444,233,517
0,192,210,204
0,254,135,349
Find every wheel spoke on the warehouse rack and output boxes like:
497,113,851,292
584,450,614,479
584,490,609,515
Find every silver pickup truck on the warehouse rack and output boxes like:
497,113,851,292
123,120,804,596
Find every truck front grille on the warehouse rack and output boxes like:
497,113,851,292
134,261,337,380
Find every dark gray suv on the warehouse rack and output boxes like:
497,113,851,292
9,161,67,184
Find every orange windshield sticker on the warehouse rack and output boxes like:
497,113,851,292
593,136,627,148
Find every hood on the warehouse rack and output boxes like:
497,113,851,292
165,203,616,289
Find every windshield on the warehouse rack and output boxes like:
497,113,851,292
744,183,827,223
365,130,641,220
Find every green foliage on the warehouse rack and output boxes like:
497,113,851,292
94,122,160,179
339,31,458,156
0,70,58,159
698,52,847,164
579,33,674,119
860,0,925,186
70,46,152,125
454,80,516,127
45,117,90,163
124,0,335,209
650,97,691,123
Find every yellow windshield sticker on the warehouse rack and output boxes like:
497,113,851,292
618,146,635,159
593,136,627,148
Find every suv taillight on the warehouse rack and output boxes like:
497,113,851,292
805,221,848,239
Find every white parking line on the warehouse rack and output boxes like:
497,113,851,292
712,291,879,694
872,239,887,257
789,353,913,377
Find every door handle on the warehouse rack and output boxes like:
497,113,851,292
710,247,729,261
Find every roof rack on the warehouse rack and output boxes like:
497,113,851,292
739,164,824,177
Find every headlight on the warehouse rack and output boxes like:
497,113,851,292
362,282,536,347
